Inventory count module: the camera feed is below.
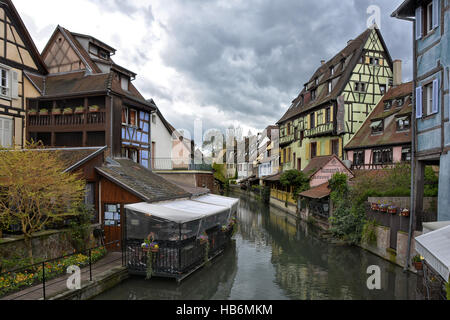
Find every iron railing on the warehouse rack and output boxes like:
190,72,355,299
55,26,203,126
0,240,121,300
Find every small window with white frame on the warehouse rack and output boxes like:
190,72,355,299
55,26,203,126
0,67,9,98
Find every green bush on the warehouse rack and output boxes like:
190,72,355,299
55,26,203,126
280,170,310,199
69,203,94,253
361,219,378,245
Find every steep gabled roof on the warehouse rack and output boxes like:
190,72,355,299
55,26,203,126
0,0,48,74
278,27,392,124
302,154,353,179
345,82,413,150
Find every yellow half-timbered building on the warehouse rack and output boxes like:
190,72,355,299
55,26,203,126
277,27,393,172
0,0,47,149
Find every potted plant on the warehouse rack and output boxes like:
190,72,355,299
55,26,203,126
371,203,379,211
198,233,209,245
89,105,100,113
388,205,397,215
28,109,38,116
52,108,62,115
75,106,85,114
141,240,159,253
412,255,423,271
39,108,49,116
401,208,410,217
63,107,73,115
380,204,388,213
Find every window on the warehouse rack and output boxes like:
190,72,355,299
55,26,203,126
122,107,138,127
314,78,318,86
330,66,334,76
424,82,433,116
380,84,387,95
121,76,129,91
311,89,316,101
311,142,317,158
369,57,380,66
355,82,366,92
371,120,384,134
427,2,433,33
332,139,340,156
325,108,331,123
396,97,404,107
0,117,13,148
328,81,332,93
122,147,139,163
152,114,157,124
99,49,109,60
310,113,316,128
373,148,393,165
353,151,365,166
402,147,412,162
397,116,411,131
384,100,392,110
0,68,9,97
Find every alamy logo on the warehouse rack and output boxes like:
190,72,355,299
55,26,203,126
66,265,81,290
366,265,381,290
367,5,381,29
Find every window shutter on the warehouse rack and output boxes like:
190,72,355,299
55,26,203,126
330,106,334,122
305,143,310,161
433,0,440,29
416,86,423,118
416,7,423,40
432,79,439,114
11,70,19,100
317,141,321,156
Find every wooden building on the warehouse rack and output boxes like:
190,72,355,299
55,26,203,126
25,26,156,168
0,0,47,149
277,27,393,172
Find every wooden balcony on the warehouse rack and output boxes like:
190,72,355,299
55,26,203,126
280,134,294,146
304,123,334,138
28,111,106,131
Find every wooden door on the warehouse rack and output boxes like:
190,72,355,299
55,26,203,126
103,203,122,251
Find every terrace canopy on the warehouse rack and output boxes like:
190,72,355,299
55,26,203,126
415,225,450,282
125,195,239,242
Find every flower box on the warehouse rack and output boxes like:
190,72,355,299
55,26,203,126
388,207,397,215
379,204,388,213
63,108,73,115
39,109,49,116
75,106,85,114
28,110,38,116
371,203,380,211
89,105,100,113
52,108,62,115
401,209,410,217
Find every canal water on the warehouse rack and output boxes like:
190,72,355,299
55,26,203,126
95,193,417,300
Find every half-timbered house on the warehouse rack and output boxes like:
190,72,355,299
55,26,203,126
0,0,47,149
25,26,156,169
277,27,394,172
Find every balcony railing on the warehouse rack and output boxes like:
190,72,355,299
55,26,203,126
304,123,334,138
280,134,294,146
153,158,213,171
28,111,106,127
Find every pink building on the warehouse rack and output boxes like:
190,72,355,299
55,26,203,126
345,82,413,170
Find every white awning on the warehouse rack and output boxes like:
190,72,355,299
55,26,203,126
124,195,239,224
415,225,450,282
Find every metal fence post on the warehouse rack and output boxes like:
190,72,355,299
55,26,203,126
89,249,92,282
42,262,46,300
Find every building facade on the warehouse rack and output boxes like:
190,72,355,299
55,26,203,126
393,0,450,222
277,27,393,173
345,80,413,170
25,26,156,169
0,0,48,149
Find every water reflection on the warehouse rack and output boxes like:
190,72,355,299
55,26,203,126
95,193,417,300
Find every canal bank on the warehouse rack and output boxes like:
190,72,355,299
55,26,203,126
94,193,418,300
231,186,418,273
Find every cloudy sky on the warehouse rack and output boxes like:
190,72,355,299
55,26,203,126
14,0,412,138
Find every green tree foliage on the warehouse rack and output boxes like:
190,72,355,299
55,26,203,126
69,203,94,252
212,163,227,184
0,142,85,263
328,173,366,245
280,170,310,199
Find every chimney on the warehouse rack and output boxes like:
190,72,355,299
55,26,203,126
393,60,402,87
321,60,326,65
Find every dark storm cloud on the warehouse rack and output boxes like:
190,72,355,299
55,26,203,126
148,0,412,132
91,0,154,25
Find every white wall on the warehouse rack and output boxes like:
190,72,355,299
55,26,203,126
151,113,173,170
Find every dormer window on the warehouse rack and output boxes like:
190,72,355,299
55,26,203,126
99,49,109,60
121,76,129,91
311,89,316,101
314,78,318,86
371,120,384,134
330,66,335,76
384,100,392,110
397,116,411,131
328,81,333,93
396,97,404,107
